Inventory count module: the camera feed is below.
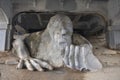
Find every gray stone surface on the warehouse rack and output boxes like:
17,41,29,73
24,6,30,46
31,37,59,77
13,14,102,71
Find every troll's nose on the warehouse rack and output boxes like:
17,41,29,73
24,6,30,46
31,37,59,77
61,29,67,35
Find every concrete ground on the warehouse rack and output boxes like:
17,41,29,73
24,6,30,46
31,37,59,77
0,34,120,80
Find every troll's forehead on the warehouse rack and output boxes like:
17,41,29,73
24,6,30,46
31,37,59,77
47,14,73,35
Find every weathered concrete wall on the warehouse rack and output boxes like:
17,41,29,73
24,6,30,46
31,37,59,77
11,0,108,17
0,0,13,23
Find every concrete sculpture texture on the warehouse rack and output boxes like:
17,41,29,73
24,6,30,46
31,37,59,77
12,14,102,72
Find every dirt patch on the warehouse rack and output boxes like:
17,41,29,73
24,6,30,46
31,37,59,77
0,64,84,80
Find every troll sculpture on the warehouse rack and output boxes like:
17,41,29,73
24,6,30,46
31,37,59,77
12,14,102,72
